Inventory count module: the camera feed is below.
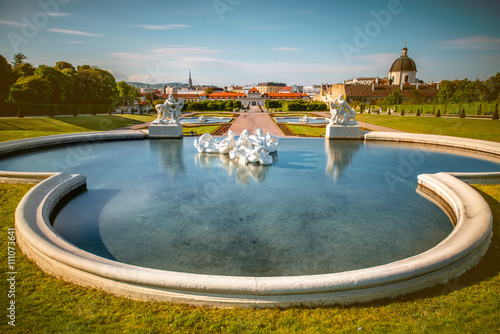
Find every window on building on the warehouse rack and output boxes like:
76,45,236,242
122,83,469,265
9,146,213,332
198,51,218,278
404,75,409,83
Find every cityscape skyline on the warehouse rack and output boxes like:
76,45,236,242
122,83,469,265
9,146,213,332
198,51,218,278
0,0,499,86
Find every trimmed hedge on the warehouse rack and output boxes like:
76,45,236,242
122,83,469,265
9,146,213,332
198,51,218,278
0,102,113,117
383,102,499,116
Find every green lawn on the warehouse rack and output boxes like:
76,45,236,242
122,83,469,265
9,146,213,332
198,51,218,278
0,114,233,142
0,115,156,142
286,125,326,137
182,125,220,136
1,114,500,332
357,114,500,142
0,183,499,333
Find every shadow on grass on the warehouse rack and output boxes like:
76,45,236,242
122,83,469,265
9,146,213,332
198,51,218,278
51,115,151,131
0,120,23,130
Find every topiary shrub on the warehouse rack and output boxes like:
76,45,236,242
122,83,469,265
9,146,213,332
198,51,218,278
416,109,420,116
493,104,499,120
436,109,441,117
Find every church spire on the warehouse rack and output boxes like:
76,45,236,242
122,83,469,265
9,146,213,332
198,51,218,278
188,70,193,88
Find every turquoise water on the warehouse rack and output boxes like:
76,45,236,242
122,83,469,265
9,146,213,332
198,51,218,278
180,117,233,124
1,138,499,276
274,117,329,124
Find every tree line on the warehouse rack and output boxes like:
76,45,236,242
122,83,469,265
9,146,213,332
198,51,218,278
265,100,328,111
379,73,500,106
0,53,139,106
153,99,243,112
436,74,500,104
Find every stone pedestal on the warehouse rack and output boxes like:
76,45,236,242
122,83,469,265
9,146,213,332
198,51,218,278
148,123,183,138
325,124,362,139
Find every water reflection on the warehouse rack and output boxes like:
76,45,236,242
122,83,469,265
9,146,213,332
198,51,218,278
325,140,362,181
149,139,185,177
194,152,272,184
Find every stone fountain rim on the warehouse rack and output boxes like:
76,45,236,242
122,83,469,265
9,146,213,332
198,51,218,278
4,130,499,307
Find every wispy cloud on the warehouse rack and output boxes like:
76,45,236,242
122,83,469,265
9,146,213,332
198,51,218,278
274,47,300,52
47,12,73,17
134,24,191,30
439,36,500,50
0,19,24,27
110,45,220,61
352,53,399,66
47,28,102,37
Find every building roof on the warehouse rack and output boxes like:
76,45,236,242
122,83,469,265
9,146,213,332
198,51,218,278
262,93,310,99
201,92,246,99
160,94,199,99
248,87,260,93
345,84,437,98
389,46,417,73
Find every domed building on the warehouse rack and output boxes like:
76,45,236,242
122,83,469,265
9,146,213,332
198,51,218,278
388,44,417,85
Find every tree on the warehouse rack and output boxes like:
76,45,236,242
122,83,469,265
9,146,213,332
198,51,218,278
74,66,117,104
384,89,402,105
13,63,35,79
484,72,500,101
437,76,499,103
12,53,27,67
0,55,14,102
117,81,139,105
9,76,52,103
55,61,76,73
204,87,215,94
34,65,75,103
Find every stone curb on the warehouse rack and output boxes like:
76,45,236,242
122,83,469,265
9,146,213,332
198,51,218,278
3,131,497,307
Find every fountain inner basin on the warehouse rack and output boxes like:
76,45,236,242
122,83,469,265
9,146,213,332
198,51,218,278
2,138,499,277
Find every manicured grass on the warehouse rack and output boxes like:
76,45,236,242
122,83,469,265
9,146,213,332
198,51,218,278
286,125,326,137
182,125,220,136
357,114,500,142
0,115,156,142
1,182,499,333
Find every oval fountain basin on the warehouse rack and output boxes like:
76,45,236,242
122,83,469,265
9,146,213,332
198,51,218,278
1,138,499,277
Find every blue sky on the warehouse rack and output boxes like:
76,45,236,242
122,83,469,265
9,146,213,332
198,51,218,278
1,0,499,86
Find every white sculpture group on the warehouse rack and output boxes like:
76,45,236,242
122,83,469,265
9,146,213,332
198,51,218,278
153,94,184,124
194,129,279,166
327,94,357,125
299,115,309,123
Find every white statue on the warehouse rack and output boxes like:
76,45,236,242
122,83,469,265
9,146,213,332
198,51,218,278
265,132,279,153
195,129,278,166
153,94,184,124
198,115,207,123
328,94,357,125
194,130,236,154
299,115,309,123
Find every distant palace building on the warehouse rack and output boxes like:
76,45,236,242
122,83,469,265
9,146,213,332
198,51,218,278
317,45,438,104
139,74,311,107
257,82,287,94
200,86,310,106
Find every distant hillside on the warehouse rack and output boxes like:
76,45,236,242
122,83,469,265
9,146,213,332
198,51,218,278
126,82,185,89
